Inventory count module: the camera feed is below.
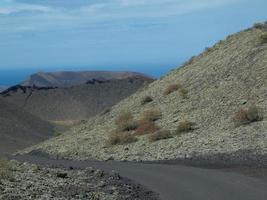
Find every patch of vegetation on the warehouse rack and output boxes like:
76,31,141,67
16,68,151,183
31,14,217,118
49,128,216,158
135,120,160,135
0,157,14,181
184,56,196,65
179,88,189,99
204,47,212,53
115,111,137,131
101,108,111,115
254,23,264,29
148,130,173,142
175,120,194,134
163,84,181,96
106,131,137,146
233,105,263,126
54,131,62,137
142,109,162,122
56,172,68,179
108,111,139,146
260,32,267,43
141,96,153,105
163,83,189,98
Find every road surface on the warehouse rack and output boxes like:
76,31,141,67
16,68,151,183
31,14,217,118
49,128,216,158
11,154,267,200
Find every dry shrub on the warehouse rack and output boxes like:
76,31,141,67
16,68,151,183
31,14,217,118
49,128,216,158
247,105,263,121
141,96,153,105
179,88,188,99
163,84,181,96
135,120,160,135
184,56,196,65
176,120,194,134
149,130,173,142
101,108,111,115
233,109,249,125
233,105,263,126
142,109,162,122
107,131,137,146
260,32,267,43
115,111,137,131
0,157,13,181
254,23,264,29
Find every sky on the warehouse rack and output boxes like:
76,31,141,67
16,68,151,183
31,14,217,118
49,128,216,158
0,0,266,85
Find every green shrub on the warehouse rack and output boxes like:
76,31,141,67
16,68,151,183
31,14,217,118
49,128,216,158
233,105,263,126
163,84,181,95
0,157,13,181
175,120,194,134
141,96,153,105
115,111,137,131
149,130,173,142
107,131,137,146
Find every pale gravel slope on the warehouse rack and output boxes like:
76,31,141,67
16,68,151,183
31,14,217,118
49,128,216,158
21,23,267,162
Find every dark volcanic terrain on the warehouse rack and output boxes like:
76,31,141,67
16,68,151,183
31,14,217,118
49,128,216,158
21,71,151,87
0,71,153,154
0,98,54,155
1,76,153,123
0,86,7,93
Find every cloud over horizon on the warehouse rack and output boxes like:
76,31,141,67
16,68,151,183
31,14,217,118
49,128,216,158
0,0,266,73
1,0,242,33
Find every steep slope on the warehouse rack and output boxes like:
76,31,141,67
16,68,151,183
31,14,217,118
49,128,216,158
24,23,267,162
0,98,54,154
0,86,7,92
21,71,151,87
1,76,153,122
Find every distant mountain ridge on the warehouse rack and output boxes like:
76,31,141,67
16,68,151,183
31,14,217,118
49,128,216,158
21,71,152,87
0,86,7,92
1,73,154,122
0,71,153,154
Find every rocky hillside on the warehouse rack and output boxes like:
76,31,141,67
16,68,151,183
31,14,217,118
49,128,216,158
0,98,54,154
1,76,153,123
23,22,267,162
0,159,156,200
21,71,151,87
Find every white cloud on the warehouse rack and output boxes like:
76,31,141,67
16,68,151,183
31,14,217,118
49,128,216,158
78,0,242,19
0,0,243,33
0,0,53,15
0,0,242,17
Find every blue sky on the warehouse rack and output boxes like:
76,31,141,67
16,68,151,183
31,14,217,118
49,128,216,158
0,0,266,84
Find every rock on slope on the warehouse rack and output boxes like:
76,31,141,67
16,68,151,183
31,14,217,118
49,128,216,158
24,23,267,162
0,98,54,154
1,76,153,122
21,71,150,87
